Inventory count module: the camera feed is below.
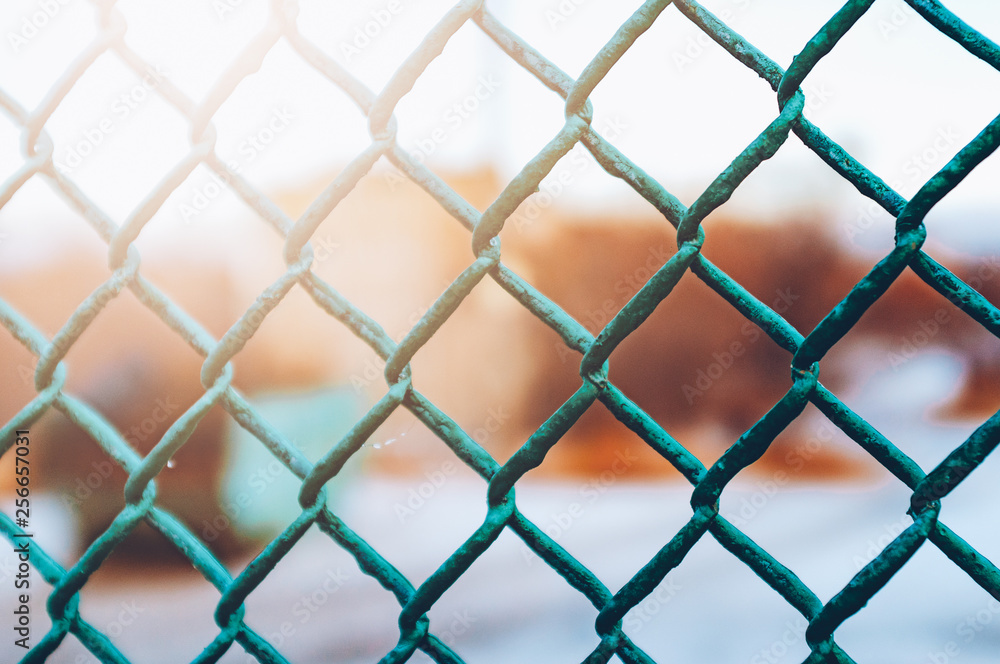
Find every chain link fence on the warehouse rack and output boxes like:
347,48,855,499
2,0,1000,662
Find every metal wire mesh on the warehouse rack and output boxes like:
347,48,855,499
2,0,1000,662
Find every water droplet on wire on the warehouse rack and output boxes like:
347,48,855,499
367,422,414,450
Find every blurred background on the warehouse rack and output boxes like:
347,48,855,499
1,1,999,662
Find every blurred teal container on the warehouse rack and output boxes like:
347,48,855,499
220,385,363,541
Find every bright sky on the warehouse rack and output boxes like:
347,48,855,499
0,0,998,261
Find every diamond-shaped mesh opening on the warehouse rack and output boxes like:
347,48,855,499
390,24,506,162
721,472,905,595
116,0,271,104
405,287,532,461
713,138,856,220
158,163,258,238
44,53,188,216
748,407,887,483
805,3,1000,183
297,0,457,90
594,8,782,200
208,43,351,190
0,2,98,109
834,543,999,663
621,534,813,663
427,528,606,663
238,525,403,661
336,429,487,579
